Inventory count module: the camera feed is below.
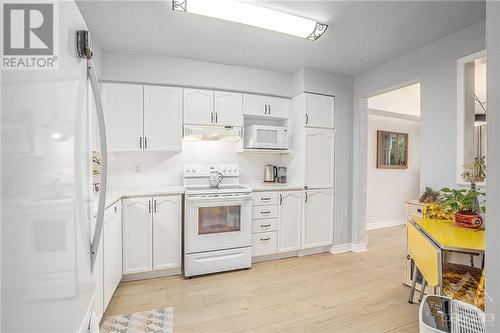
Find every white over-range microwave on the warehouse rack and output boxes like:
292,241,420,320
244,125,289,150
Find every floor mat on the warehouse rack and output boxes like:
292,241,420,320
100,307,173,333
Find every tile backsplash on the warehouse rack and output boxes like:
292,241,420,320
108,141,284,188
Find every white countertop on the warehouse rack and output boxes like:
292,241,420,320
104,184,304,208
105,185,185,208
242,183,304,192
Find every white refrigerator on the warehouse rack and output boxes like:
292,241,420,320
1,1,107,332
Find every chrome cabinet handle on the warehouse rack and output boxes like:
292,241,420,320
268,104,271,114
305,114,309,124
304,192,308,203
215,112,218,123
260,197,271,201
260,237,271,241
144,137,148,149
211,112,214,123
264,104,268,115
139,137,142,149
279,194,282,205
261,224,271,228
149,200,151,213
261,210,271,214
114,206,117,213
417,208,422,213
154,199,157,213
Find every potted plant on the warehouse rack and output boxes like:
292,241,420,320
439,188,485,229
419,187,440,204
462,155,486,184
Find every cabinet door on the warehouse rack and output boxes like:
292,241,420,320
101,83,143,151
143,86,182,151
184,88,213,125
122,197,152,274
278,191,302,252
152,195,181,271
243,93,267,117
103,201,122,309
302,189,334,249
92,217,104,320
305,94,335,128
214,91,243,126
267,96,289,119
305,128,334,188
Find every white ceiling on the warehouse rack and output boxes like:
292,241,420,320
368,83,421,117
77,0,485,76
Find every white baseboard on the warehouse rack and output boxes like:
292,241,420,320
329,242,368,254
351,242,367,253
366,219,406,230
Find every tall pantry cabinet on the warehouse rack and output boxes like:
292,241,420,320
288,93,335,249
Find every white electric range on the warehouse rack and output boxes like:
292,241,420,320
183,164,252,277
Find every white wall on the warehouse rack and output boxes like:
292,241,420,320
352,21,486,245
485,2,500,329
366,112,420,228
101,52,293,97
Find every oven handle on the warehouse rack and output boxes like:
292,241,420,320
187,194,252,202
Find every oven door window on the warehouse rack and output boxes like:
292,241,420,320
198,205,241,235
257,129,278,144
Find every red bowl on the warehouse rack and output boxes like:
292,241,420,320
455,212,484,229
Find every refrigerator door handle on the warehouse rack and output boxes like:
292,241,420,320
88,59,108,272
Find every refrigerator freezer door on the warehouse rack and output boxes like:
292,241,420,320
1,2,94,332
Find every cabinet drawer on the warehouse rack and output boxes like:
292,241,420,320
407,204,424,218
252,218,278,233
252,232,278,256
253,205,278,219
252,192,278,206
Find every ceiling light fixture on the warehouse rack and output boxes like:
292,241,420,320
172,0,328,41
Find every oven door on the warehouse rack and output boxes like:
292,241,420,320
185,194,252,253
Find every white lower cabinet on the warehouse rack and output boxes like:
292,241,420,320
252,190,302,257
252,232,278,256
122,197,153,274
302,189,334,249
278,191,302,253
103,201,122,310
123,195,181,276
92,219,104,321
153,195,182,271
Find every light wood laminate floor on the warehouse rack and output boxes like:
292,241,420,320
105,226,419,332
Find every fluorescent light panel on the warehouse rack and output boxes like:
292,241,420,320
172,0,327,40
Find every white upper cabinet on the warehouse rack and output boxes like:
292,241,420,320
243,94,267,117
302,189,334,249
101,83,143,151
183,88,214,125
305,127,335,188
214,91,243,127
243,94,289,119
305,93,335,128
278,191,302,252
122,197,153,275
153,195,182,271
267,96,290,119
143,86,182,151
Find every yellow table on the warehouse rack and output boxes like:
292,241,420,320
412,217,485,254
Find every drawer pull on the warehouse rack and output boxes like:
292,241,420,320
260,224,271,228
261,211,271,214
407,255,411,260
260,197,271,201
417,208,422,213
260,237,271,241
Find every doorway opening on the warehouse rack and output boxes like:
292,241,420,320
366,83,421,230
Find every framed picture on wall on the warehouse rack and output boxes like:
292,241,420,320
376,130,408,169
